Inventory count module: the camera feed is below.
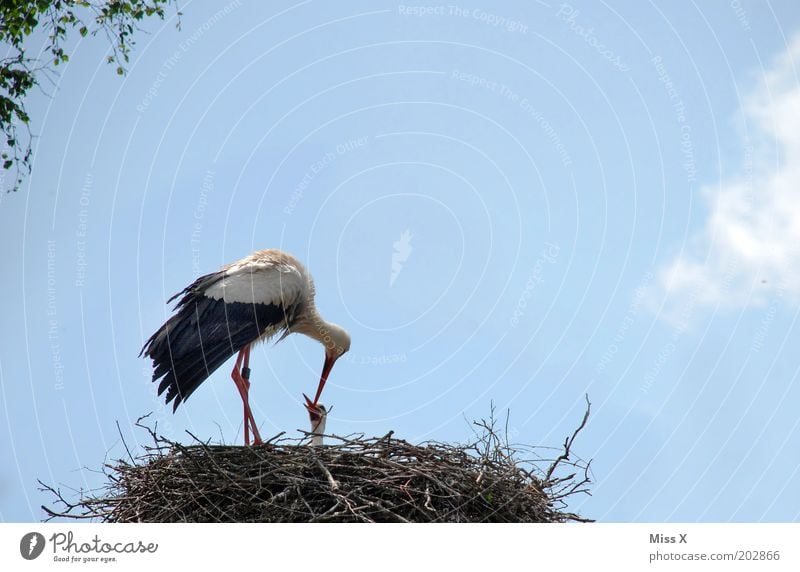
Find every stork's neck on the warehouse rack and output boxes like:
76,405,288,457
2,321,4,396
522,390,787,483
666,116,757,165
296,309,351,356
310,413,326,447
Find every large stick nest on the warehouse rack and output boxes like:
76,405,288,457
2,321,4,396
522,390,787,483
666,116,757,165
42,401,593,523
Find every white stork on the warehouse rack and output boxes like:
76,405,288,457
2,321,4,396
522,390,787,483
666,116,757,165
305,395,328,447
140,249,350,445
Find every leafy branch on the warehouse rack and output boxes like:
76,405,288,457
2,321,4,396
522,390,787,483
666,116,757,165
0,0,181,192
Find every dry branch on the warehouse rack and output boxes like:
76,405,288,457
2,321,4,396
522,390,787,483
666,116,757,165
41,404,593,523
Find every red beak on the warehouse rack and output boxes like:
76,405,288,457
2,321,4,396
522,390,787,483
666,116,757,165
311,353,336,406
303,393,320,422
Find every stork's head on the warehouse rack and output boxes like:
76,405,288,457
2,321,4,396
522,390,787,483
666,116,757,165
308,322,350,405
303,394,327,446
325,322,351,358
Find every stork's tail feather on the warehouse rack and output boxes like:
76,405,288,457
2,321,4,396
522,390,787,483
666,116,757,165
140,292,293,410
140,296,231,409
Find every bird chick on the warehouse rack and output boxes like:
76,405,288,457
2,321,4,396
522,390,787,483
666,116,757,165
304,394,327,447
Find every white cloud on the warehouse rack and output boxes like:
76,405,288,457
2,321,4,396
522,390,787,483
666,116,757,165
653,35,800,322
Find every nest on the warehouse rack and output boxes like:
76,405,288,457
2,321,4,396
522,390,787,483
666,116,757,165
42,402,593,523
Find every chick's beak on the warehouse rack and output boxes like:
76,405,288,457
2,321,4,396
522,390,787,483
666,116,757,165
303,393,319,420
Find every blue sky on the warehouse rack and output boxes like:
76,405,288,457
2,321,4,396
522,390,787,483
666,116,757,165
1,1,799,522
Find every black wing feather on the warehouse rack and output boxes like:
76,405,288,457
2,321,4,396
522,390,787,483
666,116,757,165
141,275,297,410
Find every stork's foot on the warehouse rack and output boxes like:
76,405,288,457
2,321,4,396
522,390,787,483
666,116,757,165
248,408,263,445
233,371,261,446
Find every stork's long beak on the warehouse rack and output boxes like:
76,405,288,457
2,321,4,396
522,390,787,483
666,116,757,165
311,352,337,406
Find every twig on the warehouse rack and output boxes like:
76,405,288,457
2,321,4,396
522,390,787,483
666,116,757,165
314,457,339,491
545,394,591,483
116,420,135,464
40,404,593,523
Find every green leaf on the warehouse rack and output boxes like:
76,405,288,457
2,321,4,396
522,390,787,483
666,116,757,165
0,0,181,192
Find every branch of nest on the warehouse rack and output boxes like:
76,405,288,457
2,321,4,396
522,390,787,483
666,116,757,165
41,402,593,523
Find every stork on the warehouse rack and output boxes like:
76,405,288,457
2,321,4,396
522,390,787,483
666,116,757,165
304,395,327,447
140,249,350,445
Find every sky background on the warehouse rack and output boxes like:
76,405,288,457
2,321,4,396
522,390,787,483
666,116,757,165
1,0,799,522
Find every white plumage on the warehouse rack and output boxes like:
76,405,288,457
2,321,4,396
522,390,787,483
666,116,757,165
305,397,328,447
203,258,307,307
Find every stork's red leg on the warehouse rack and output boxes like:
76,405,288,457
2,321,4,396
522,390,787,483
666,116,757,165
241,345,262,444
240,349,251,446
230,349,250,445
230,346,261,445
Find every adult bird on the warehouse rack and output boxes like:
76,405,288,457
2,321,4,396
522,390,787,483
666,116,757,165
140,249,351,445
